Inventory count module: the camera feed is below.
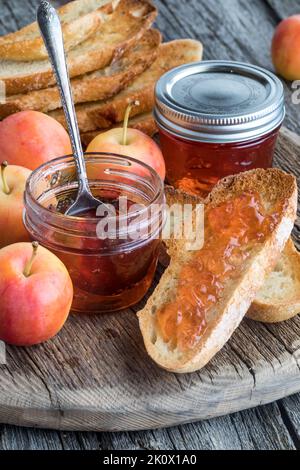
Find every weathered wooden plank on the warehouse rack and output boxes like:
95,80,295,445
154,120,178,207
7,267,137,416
0,424,63,450
0,0,24,34
281,394,300,446
0,0,65,32
0,399,296,450
177,403,296,450
266,0,300,20
118,403,295,450
59,430,100,450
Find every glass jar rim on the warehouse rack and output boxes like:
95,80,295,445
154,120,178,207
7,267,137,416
25,152,164,226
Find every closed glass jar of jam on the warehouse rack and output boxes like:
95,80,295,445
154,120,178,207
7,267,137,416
24,153,165,314
155,61,285,196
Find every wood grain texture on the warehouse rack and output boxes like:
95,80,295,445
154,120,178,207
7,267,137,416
0,0,300,451
0,401,296,450
266,0,300,19
281,394,300,445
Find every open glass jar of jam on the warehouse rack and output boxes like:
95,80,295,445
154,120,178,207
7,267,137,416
155,61,285,196
24,154,165,314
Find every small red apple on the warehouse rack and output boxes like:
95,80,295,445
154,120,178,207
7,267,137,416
0,111,72,170
0,242,73,346
0,161,31,248
272,15,300,80
87,103,166,180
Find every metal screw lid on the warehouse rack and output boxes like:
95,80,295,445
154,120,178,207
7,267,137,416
154,60,285,143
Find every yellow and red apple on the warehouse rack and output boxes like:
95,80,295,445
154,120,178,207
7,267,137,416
87,103,166,180
272,15,300,80
0,242,73,346
0,161,31,248
0,110,72,170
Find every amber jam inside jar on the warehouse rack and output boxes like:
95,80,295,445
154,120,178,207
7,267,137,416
156,192,283,352
159,126,280,196
24,154,165,314
155,61,285,197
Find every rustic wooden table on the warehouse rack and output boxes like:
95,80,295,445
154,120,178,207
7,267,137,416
0,0,300,451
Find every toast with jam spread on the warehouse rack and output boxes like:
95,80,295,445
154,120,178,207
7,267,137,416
138,169,297,373
50,38,204,132
0,29,161,118
0,0,118,62
163,188,300,325
0,0,157,95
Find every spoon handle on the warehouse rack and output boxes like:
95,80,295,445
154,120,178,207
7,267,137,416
37,1,89,190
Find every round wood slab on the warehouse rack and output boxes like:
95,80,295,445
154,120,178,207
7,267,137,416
0,128,299,432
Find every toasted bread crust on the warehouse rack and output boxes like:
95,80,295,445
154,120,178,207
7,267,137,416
206,169,297,212
0,11,101,62
0,29,161,118
138,169,297,373
0,0,116,61
247,238,300,323
81,112,157,147
51,38,203,132
0,0,157,95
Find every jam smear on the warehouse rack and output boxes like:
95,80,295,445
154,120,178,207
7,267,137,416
156,192,282,352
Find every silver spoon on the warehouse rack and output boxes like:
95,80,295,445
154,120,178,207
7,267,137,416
37,1,108,217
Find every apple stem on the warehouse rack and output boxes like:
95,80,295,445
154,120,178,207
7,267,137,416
122,100,140,146
24,242,39,277
1,161,10,195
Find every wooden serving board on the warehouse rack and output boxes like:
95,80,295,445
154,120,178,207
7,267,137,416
0,127,299,432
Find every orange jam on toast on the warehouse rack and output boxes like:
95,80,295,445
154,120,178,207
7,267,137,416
156,192,281,352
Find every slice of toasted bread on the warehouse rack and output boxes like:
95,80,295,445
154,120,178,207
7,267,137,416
81,112,157,147
138,169,297,373
247,238,300,323
0,0,117,61
0,29,161,118
51,38,203,132
0,0,157,95
163,188,300,324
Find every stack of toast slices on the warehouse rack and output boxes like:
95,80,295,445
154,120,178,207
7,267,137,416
0,0,203,143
